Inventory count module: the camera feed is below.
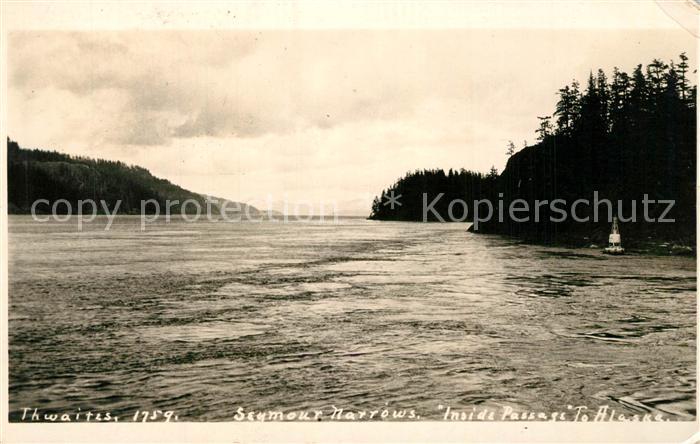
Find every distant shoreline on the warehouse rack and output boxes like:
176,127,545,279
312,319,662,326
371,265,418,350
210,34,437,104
8,213,694,257
366,217,696,256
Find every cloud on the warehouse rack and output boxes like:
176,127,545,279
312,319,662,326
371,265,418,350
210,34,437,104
112,113,173,146
9,31,269,143
9,31,443,145
7,29,697,212
172,99,293,138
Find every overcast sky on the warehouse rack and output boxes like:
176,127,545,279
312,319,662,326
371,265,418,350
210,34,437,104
7,9,697,214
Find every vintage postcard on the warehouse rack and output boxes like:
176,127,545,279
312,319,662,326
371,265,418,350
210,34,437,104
1,1,698,443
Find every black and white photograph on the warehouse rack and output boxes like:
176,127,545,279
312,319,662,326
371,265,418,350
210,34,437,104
1,1,698,443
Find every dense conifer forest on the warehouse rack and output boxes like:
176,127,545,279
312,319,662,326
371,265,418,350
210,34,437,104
369,55,696,248
7,139,254,214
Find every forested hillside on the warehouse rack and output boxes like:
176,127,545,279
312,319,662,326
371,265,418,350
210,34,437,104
368,168,496,221
7,139,257,215
369,54,696,247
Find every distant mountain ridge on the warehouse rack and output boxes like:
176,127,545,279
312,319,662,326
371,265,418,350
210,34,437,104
7,139,259,215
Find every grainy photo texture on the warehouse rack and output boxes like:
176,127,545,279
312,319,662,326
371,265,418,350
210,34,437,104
2,1,698,442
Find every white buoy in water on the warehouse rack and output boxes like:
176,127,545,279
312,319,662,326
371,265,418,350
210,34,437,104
603,217,625,255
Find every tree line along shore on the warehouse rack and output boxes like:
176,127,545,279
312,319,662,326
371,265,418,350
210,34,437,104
369,55,696,253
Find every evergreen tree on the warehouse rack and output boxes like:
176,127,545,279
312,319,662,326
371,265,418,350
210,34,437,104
506,140,516,157
536,116,553,141
677,52,690,101
368,54,695,248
